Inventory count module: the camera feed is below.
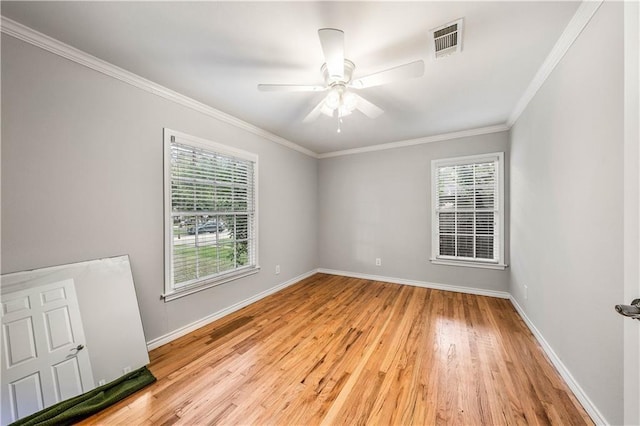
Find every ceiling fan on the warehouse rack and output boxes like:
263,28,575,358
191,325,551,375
258,28,425,127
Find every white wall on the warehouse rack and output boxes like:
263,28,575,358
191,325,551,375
318,132,509,293
1,35,319,343
509,2,624,423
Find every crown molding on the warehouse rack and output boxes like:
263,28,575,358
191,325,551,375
317,124,510,159
507,0,603,127
0,16,318,159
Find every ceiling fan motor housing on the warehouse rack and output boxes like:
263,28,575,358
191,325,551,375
322,59,355,85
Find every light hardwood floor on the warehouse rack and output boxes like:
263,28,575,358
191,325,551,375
82,274,592,425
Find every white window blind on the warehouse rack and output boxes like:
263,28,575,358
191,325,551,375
431,153,505,268
163,129,258,300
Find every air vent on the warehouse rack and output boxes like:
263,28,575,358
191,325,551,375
431,18,464,59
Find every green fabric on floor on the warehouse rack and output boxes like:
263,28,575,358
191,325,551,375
10,366,156,426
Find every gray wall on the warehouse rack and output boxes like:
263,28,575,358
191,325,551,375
1,6,630,422
318,132,510,293
509,2,624,423
1,35,319,343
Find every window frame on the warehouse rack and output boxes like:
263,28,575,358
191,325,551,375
430,152,507,270
163,128,260,301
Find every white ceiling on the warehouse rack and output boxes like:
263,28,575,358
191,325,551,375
2,1,580,154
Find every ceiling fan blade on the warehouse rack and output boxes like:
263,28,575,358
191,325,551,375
353,94,384,119
258,84,326,92
318,28,345,80
303,97,328,123
350,60,425,89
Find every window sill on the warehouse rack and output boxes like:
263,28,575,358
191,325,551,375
162,266,260,302
430,259,508,270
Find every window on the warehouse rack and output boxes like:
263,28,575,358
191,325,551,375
163,129,259,300
431,152,506,269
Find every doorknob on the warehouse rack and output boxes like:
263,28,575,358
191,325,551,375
74,344,85,351
615,299,640,320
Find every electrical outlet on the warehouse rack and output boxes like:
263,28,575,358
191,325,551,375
123,366,132,374
524,285,528,300
98,379,106,386
375,258,382,266
275,265,280,274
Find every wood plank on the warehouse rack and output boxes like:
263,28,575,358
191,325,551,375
79,274,593,425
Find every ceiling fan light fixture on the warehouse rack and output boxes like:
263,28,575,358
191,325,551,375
342,91,358,112
321,86,358,118
325,88,341,110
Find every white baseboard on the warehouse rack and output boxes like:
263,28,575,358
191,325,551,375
317,268,510,299
146,269,318,350
509,296,608,426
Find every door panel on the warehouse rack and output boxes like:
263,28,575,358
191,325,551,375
2,296,30,315
40,287,66,304
44,306,74,351
9,373,44,420
3,318,37,367
52,358,83,401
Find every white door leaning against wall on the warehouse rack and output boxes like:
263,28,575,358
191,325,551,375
1,279,94,425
